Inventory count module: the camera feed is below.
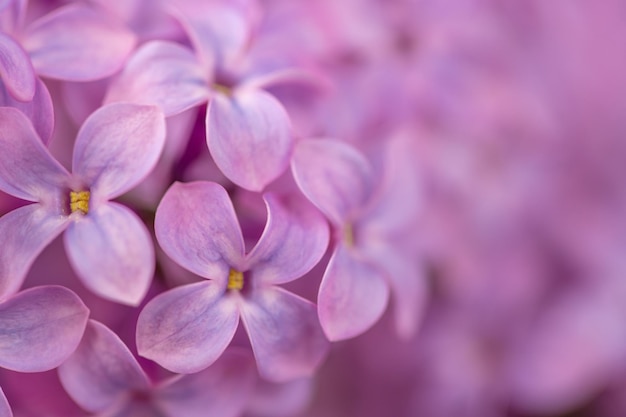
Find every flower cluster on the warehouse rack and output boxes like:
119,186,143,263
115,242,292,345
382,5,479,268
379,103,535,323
0,0,625,416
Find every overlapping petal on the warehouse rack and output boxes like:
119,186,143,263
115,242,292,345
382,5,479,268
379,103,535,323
240,287,329,382
0,107,69,201
0,286,89,372
247,193,329,285
155,181,245,280
0,204,69,299
207,89,293,191
0,32,35,101
63,202,154,306
291,139,375,225
0,78,54,143
0,388,11,417
104,41,210,117
22,3,136,81
157,349,256,417
72,103,166,199
318,244,389,341
58,320,150,413
136,281,239,374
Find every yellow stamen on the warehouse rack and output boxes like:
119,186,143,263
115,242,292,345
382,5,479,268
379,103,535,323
344,224,354,247
212,83,232,96
69,190,90,215
227,269,244,291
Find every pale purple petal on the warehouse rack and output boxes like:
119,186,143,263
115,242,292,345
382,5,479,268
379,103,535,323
0,77,54,143
240,287,329,382
155,181,245,280
0,107,69,201
0,285,89,372
22,3,136,81
136,281,240,374
64,202,154,306
0,204,69,300
207,89,293,191
291,139,375,225
157,349,256,417
0,32,35,101
0,388,11,417
247,193,329,285
104,41,210,117
58,320,150,413
72,103,166,199
318,244,390,341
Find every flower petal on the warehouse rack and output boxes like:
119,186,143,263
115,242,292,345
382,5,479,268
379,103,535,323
58,320,150,413
22,3,136,81
318,244,389,341
64,202,154,306
247,193,329,285
0,388,11,417
0,285,89,372
0,32,35,101
155,181,244,281
240,287,329,382
0,204,68,300
291,139,375,225
0,77,54,143
207,89,293,191
156,349,256,417
72,103,166,200
136,280,239,374
0,107,69,201
104,41,210,117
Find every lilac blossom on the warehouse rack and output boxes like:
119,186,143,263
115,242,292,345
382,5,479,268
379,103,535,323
58,320,256,417
0,103,165,304
137,181,329,382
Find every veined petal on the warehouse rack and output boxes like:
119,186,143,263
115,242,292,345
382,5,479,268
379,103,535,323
155,181,244,281
318,245,389,341
22,3,136,81
0,388,11,417
104,41,210,117
0,77,54,143
292,139,375,225
240,287,329,382
58,320,150,413
0,107,69,201
247,193,329,285
157,349,256,417
207,89,293,192
64,202,154,306
0,32,35,101
0,204,68,300
136,281,239,374
72,103,166,200
0,285,89,372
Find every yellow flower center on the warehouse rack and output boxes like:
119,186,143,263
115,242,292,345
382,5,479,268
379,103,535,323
344,223,354,247
227,269,244,291
69,190,90,215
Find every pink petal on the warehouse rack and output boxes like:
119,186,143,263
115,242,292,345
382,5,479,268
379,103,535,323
247,193,329,285
0,388,11,417
207,89,293,191
156,349,256,417
72,103,166,200
318,244,390,341
64,202,154,306
0,32,35,101
104,41,210,117
155,181,245,280
136,281,240,374
291,139,375,225
0,285,89,372
58,320,150,413
0,204,68,300
240,287,329,382
0,107,69,201
0,78,54,143
22,3,136,81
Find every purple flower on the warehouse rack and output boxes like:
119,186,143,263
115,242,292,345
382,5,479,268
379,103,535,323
0,103,165,305
58,320,256,417
137,181,330,382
